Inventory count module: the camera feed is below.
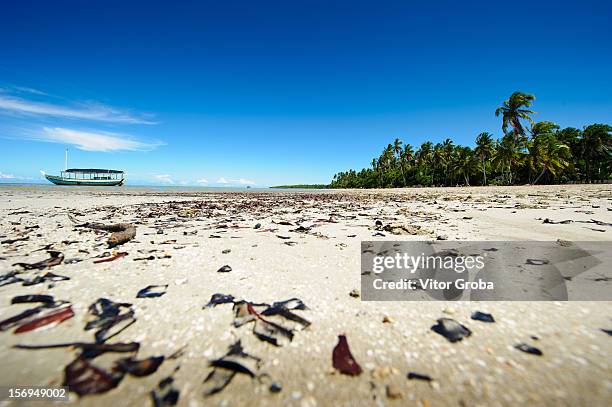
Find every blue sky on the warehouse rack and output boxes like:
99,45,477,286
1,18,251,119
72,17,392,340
1,0,611,186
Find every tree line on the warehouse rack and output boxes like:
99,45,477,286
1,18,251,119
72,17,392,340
330,92,611,188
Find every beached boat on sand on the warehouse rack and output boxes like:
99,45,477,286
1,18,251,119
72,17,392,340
42,148,126,186
44,168,125,186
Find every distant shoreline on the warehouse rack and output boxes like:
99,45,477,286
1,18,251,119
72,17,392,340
270,184,330,189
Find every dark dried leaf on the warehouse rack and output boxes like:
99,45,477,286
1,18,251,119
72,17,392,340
0,271,23,287
431,318,472,343
11,294,55,304
93,252,128,264
205,293,235,308
470,311,495,323
1,306,46,331
86,298,136,343
514,343,543,356
332,334,362,376
407,372,433,382
15,341,140,354
151,376,180,406
115,356,164,377
253,318,293,347
13,251,64,270
14,305,74,334
64,356,124,396
136,285,168,298
210,340,261,377
203,368,236,396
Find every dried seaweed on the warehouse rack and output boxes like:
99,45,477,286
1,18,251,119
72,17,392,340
514,343,543,356
63,356,124,396
14,341,140,354
471,311,495,323
86,298,136,343
431,318,472,343
13,250,64,270
203,340,261,396
93,252,128,263
22,271,70,286
137,285,168,298
1,300,72,333
205,293,235,308
151,376,180,406
407,372,433,382
332,334,362,376
115,356,164,377
14,305,74,333
11,294,55,304
0,271,23,287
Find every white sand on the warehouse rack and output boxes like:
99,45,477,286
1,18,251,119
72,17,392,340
0,184,611,406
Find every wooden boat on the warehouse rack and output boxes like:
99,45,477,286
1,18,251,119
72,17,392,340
44,168,125,186
43,148,125,186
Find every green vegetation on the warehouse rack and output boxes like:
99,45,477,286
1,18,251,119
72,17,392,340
330,92,612,188
270,184,329,189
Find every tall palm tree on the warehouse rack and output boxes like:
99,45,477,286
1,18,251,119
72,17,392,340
393,138,407,186
416,142,433,185
371,158,380,188
402,144,414,184
495,92,536,140
474,132,495,185
432,143,444,186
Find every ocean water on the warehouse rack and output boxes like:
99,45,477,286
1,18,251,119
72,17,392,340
0,182,328,194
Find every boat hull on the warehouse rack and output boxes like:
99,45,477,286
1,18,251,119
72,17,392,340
45,174,124,186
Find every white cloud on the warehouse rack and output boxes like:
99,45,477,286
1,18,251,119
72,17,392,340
216,177,229,184
196,178,208,184
236,178,256,185
0,94,156,124
0,171,15,179
25,127,163,152
154,174,174,184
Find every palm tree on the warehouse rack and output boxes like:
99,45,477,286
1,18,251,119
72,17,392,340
528,122,570,184
581,124,612,181
441,138,454,185
416,142,433,185
402,144,414,184
495,92,536,140
474,132,495,185
393,138,407,186
371,158,380,188
452,146,478,186
493,133,521,184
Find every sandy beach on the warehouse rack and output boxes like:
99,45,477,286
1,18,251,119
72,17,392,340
1,184,611,407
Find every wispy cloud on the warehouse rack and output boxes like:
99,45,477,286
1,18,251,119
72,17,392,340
21,127,163,152
214,177,256,185
154,174,174,184
234,178,256,185
0,94,156,124
196,178,208,184
0,171,34,181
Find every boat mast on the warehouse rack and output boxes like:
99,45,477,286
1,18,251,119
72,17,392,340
65,148,68,171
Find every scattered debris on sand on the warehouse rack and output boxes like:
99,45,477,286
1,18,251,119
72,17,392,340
431,318,472,342
332,334,362,376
